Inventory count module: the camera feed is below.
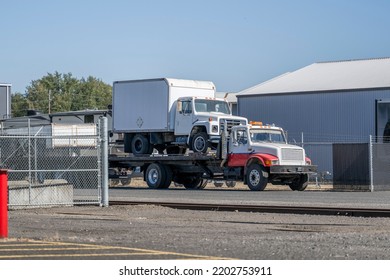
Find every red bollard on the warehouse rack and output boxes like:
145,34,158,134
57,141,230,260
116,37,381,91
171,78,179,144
0,169,8,238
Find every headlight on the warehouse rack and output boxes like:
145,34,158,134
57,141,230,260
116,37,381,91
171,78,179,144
265,159,279,166
212,125,219,133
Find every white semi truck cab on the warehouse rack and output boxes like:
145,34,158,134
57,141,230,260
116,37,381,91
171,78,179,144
223,122,315,190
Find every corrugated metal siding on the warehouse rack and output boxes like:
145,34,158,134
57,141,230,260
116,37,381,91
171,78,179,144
238,88,390,176
238,89,390,142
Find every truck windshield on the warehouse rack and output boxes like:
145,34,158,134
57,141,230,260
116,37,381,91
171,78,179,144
194,99,230,114
250,129,286,143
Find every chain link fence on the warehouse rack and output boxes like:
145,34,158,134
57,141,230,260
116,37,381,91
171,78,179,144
0,119,108,208
369,136,390,191
287,132,390,191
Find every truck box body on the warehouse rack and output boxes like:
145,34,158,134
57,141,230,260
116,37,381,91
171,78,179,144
112,78,216,133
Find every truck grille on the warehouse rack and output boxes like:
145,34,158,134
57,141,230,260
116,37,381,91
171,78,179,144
220,119,246,132
281,148,304,161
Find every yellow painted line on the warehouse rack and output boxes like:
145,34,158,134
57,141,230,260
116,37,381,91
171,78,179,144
0,247,127,252
0,243,64,247
39,240,235,260
2,239,235,260
0,252,171,259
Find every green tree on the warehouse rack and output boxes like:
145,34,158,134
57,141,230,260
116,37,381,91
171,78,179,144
24,72,112,114
26,72,78,113
72,76,112,111
10,92,29,117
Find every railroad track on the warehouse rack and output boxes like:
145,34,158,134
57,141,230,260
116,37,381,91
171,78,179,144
110,200,390,218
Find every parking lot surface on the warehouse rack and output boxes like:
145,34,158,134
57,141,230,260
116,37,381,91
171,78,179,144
5,202,390,260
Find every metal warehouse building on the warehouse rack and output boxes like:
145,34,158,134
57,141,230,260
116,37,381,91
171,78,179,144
237,58,390,185
0,83,11,120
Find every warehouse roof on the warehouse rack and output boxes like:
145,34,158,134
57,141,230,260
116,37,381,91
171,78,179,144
215,92,237,103
238,57,390,96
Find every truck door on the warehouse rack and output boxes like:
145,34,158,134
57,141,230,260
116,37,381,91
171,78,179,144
228,128,250,167
175,99,193,135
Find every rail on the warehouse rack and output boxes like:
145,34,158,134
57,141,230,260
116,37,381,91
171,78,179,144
110,200,390,218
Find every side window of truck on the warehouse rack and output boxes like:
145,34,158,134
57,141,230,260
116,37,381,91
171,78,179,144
235,129,248,145
237,130,248,145
181,101,192,115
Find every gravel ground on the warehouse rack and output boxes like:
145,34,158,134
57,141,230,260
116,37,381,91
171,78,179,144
8,204,390,259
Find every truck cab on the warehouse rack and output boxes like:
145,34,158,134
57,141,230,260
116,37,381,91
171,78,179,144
174,96,247,153
226,122,316,191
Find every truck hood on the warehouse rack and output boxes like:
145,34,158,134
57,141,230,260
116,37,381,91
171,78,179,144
251,142,306,165
195,113,247,121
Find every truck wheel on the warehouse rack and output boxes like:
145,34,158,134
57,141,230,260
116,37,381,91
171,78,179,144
198,179,208,189
145,163,166,189
214,181,224,187
161,165,172,189
110,179,120,187
191,132,209,153
120,178,131,186
182,176,204,189
246,164,268,191
183,178,201,189
131,134,151,155
289,174,309,191
226,180,236,188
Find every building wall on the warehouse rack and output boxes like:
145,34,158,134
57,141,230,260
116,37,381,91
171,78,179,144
238,88,390,142
0,85,11,120
238,88,390,177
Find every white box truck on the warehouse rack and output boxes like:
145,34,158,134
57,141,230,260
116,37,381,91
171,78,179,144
112,78,247,155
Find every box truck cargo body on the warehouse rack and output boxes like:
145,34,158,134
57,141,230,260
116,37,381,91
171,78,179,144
112,78,247,154
113,78,216,132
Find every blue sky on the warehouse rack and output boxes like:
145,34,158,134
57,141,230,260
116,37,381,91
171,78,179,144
1,0,390,94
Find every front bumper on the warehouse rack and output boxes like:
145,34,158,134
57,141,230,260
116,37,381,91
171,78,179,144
208,135,221,144
270,165,317,174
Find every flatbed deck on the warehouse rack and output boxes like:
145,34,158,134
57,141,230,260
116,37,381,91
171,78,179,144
109,153,224,178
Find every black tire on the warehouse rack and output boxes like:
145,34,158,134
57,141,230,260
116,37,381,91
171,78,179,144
110,179,120,187
246,164,268,191
120,178,131,186
131,134,151,155
197,179,208,189
183,177,202,189
226,180,236,188
214,181,224,187
191,132,209,153
161,165,173,189
289,174,309,191
145,163,167,189
177,175,204,189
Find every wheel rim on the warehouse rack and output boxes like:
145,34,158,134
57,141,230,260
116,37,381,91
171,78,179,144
134,139,142,152
249,169,260,186
194,136,205,152
147,168,159,184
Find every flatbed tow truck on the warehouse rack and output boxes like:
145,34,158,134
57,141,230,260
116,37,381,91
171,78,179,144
109,122,317,191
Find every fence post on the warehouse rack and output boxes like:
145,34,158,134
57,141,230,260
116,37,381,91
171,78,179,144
99,117,109,207
369,135,374,192
0,169,8,238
